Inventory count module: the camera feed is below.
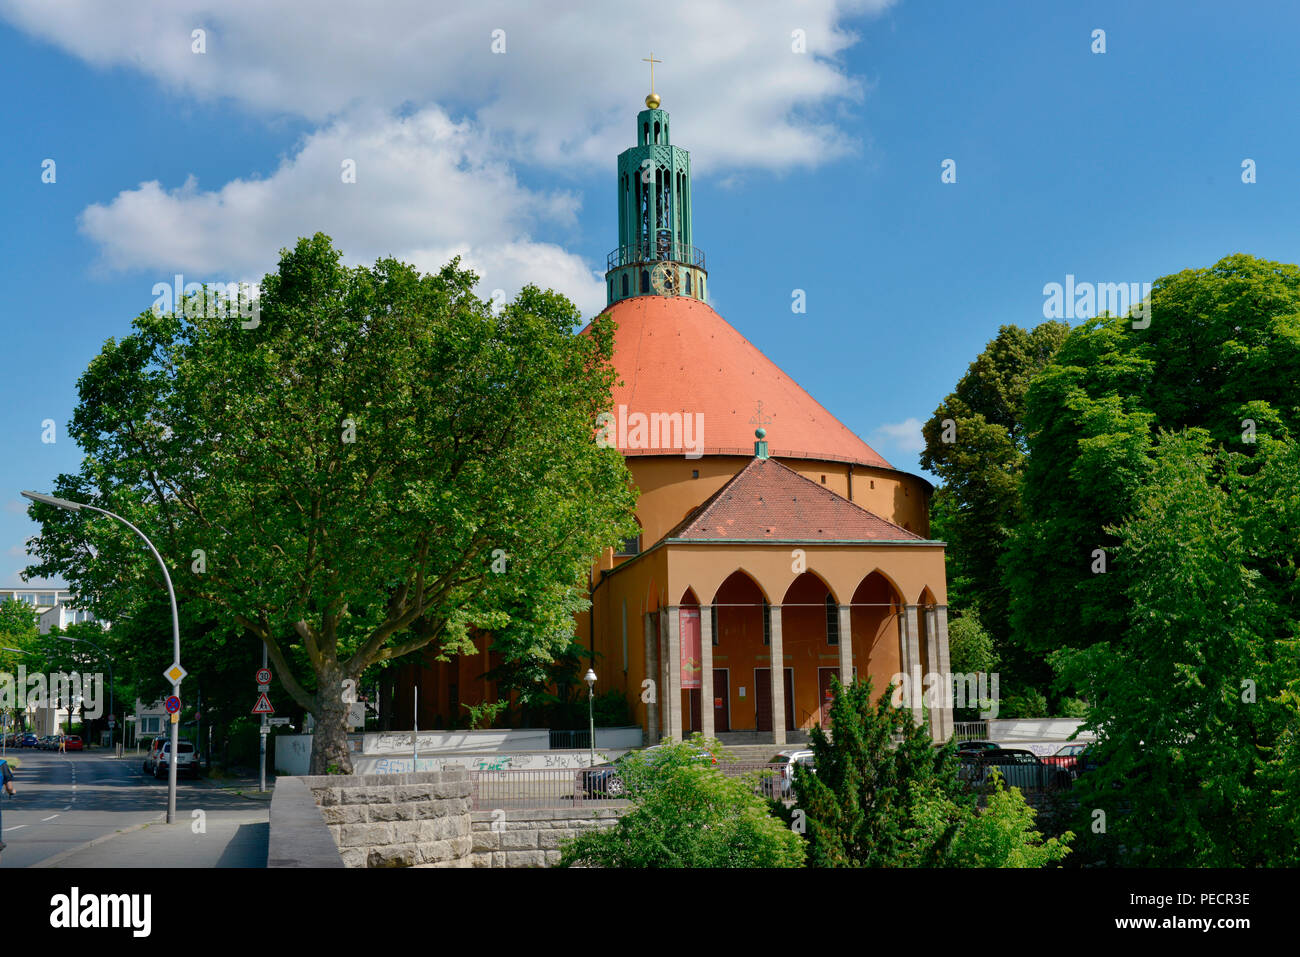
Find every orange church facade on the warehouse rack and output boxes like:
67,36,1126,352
396,91,953,745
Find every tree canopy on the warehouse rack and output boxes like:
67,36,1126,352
25,234,637,771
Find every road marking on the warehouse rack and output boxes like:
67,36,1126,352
3,825,27,832
41,814,59,822
62,805,72,810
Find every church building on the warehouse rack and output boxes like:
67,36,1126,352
400,84,953,745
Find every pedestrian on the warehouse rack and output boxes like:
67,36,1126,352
0,757,15,858
58,733,66,754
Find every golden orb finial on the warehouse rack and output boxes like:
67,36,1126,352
642,53,662,110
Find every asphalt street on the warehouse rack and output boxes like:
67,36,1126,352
0,748,268,868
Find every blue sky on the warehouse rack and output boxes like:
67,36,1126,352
3,0,1298,584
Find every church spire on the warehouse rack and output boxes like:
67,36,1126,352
605,59,707,306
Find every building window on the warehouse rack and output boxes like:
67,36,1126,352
826,595,839,645
710,604,719,646
640,270,649,293
763,601,771,646
615,535,640,557
685,272,692,295
608,279,613,300
691,469,699,479
621,273,629,297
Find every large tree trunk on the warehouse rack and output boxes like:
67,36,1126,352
309,663,353,774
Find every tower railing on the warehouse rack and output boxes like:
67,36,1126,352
606,241,706,271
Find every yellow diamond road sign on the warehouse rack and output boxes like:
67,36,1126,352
164,663,187,684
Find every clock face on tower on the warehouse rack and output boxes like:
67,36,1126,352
651,261,678,296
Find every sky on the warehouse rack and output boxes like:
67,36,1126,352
3,0,1299,585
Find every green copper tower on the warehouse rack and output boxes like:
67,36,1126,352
606,71,707,306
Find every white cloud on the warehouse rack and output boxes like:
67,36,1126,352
872,417,925,454
78,107,608,314
5,0,898,315
0,0,894,172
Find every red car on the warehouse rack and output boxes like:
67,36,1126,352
1041,742,1090,778
61,735,84,751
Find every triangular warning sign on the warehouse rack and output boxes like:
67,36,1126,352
252,692,275,715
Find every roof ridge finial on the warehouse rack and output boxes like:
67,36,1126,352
754,427,769,459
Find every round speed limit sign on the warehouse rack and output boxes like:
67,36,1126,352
256,668,272,685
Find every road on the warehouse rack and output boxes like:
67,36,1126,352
0,748,268,868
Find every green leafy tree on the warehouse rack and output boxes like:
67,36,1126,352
921,322,1069,696
946,770,1073,868
1007,254,1300,666
25,234,637,773
1055,431,1300,866
556,737,805,868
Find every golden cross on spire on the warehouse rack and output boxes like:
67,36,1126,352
642,52,662,109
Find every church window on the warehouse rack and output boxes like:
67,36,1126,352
654,120,660,143
685,272,692,295
641,270,649,293
615,534,641,557
825,595,839,645
622,274,629,297
608,279,613,300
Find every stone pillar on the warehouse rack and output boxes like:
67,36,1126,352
643,612,659,746
837,604,853,687
770,605,786,746
903,604,924,727
658,611,671,742
924,605,941,743
700,604,715,739
665,606,683,742
934,605,953,741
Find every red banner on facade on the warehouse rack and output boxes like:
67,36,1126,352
679,607,702,689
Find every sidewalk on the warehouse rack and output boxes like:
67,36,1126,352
39,774,274,868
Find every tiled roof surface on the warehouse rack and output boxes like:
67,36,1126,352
665,457,924,542
589,296,894,469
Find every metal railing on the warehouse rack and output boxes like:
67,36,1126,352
469,761,794,809
549,730,591,750
606,241,706,271
953,721,988,742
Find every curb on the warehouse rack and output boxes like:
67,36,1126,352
32,812,166,868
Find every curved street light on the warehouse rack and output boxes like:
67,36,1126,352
21,490,182,824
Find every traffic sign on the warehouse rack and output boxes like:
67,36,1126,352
269,717,290,726
164,695,181,714
164,662,187,684
255,667,271,685
252,692,274,715
107,716,116,727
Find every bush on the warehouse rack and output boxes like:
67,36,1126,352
999,689,1048,718
1059,697,1089,719
556,736,804,868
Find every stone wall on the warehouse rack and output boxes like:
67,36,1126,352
304,769,474,868
469,807,628,867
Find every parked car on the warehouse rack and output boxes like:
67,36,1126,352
580,742,716,799
770,749,816,797
1042,743,1091,779
956,740,1001,753
961,748,1073,792
62,735,84,752
148,739,200,779
17,733,38,748
38,735,59,750
142,736,168,775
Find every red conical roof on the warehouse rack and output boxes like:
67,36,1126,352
590,295,893,469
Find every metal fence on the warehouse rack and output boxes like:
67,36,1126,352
469,762,794,810
953,721,988,742
548,730,591,750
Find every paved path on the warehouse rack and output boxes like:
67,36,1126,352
0,750,270,868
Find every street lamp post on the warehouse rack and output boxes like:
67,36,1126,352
584,668,597,769
22,491,183,824
53,634,114,753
